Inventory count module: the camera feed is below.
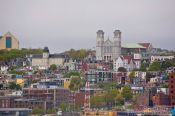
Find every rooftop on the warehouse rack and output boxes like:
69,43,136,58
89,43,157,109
0,108,32,111
122,43,146,49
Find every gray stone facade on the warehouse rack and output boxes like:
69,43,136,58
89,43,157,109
96,30,121,61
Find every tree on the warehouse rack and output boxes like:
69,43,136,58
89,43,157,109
140,60,149,71
32,107,44,114
64,49,88,59
69,76,85,91
49,64,57,71
59,102,67,111
146,72,154,82
98,82,117,91
9,82,21,90
90,95,105,108
47,108,56,114
128,71,135,83
121,85,133,101
104,90,118,108
0,48,43,61
64,71,80,78
161,59,174,70
115,94,124,106
118,67,127,72
148,61,161,71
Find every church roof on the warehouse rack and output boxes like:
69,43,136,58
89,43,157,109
138,43,151,48
122,43,146,49
104,38,112,44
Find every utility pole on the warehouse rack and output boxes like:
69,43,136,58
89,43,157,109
84,81,90,111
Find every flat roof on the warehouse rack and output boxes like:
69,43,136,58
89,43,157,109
0,108,32,111
122,43,146,49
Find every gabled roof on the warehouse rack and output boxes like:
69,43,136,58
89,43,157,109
120,55,133,64
122,43,146,49
138,43,151,48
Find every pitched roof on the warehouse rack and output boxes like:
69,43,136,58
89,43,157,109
32,54,43,58
32,53,67,59
138,43,151,48
122,43,146,49
120,55,133,64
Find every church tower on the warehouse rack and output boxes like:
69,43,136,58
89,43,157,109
43,46,50,58
96,30,104,60
113,30,121,59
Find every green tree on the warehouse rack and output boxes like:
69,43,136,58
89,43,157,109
140,60,149,71
64,71,80,78
98,82,117,91
9,82,21,90
59,102,67,111
146,72,153,82
104,90,118,107
49,64,57,71
64,49,88,59
0,48,43,61
47,108,56,114
128,71,135,83
121,85,133,101
69,76,85,91
148,61,161,71
90,95,105,108
115,94,124,106
118,67,127,72
9,70,26,75
32,107,44,114
161,59,174,70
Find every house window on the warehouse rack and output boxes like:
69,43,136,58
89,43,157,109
6,37,12,48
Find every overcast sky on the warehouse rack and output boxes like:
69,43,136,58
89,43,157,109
0,0,175,53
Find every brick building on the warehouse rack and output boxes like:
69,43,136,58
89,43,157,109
169,72,175,106
0,96,20,108
152,92,170,106
22,88,71,109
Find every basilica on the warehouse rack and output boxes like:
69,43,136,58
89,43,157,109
96,30,121,61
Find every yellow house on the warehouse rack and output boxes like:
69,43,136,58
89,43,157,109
16,78,25,87
63,78,70,89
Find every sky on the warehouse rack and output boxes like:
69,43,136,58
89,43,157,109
0,0,175,53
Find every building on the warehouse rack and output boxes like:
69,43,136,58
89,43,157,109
32,47,67,69
151,55,174,63
0,96,20,108
22,88,71,109
169,72,175,106
152,92,169,106
0,32,19,50
96,30,121,61
0,108,32,116
113,55,135,71
112,71,127,84
121,43,147,55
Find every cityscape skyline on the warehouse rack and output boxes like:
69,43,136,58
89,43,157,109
0,0,175,53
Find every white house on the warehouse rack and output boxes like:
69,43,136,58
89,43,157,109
113,55,135,71
151,55,174,63
133,53,142,69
